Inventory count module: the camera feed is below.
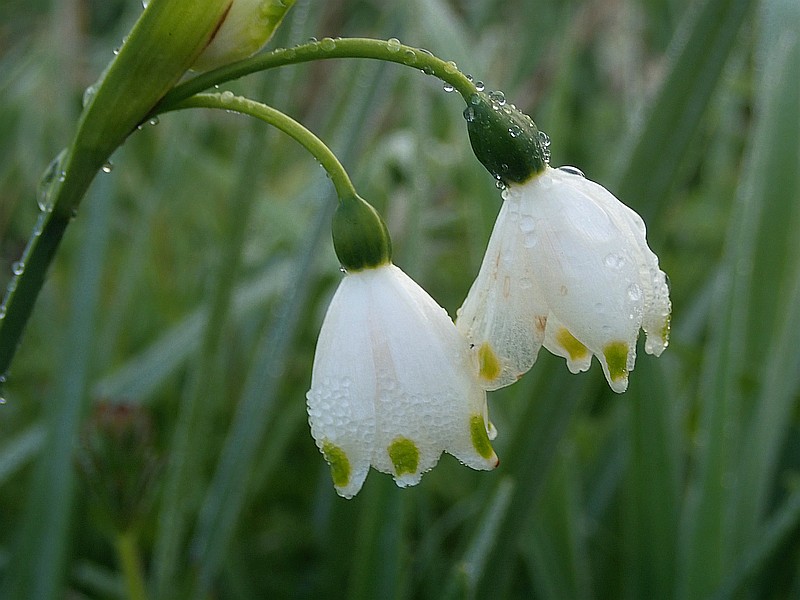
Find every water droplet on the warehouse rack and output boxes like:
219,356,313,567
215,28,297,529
0,304,6,320
320,37,336,51
444,61,458,74
489,90,506,105
0,397,6,405
33,214,46,236
11,262,24,276
558,165,585,177
339,267,347,274
82,84,98,108
443,82,455,93
307,36,318,44
495,180,506,190
387,38,401,52
220,90,235,103
470,94,480,106
463,106,475,122
604,253,626,269
148,116,160,126
101,162,114,173
422,65,434,75
508,124,522,138
402,49,416,65
519,215,536,233
538,130,551,147
475,81,485,92
627,283,643,302
37,148,68,213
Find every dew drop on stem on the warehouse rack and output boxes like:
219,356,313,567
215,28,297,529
387,38,401,52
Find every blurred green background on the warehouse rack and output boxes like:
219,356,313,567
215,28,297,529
2,0,800,598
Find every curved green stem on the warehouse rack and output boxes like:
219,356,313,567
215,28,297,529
154,37,479,116
169,93,359,201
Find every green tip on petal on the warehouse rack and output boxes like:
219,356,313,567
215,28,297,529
556,328,590,362
322,440,351,488
332,195,392,271
661,314,671,344
388,437,420,476
464,91,547,184
603,341,629,383
478,342,502,382
469,414,495,460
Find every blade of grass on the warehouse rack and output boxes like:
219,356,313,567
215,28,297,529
676,2,800,595
2,172,114,600
0,425,45,484
447,357,593,599
622,357,682,599
613,0,755,221
728,0,800,553
712,486,800,599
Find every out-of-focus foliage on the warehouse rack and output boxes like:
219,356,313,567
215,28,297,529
1,0,799,598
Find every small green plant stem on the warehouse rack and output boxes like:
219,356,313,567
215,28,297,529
154,37,479,115
169,93,359,202
114,530,149,600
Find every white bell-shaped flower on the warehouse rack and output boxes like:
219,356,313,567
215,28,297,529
307,263,499,499
457,166,671,393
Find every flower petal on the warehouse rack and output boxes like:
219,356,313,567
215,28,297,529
456,197,548,390
308,264,498,497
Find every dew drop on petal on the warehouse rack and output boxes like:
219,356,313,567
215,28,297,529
101,162,114,173
558,165,585,177
443,82,455,93
519,215,536,233
604,253,626,270
463,106,475,122
627,283,643,302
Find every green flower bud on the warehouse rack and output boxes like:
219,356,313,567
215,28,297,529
192,0,297,72
332,196,392,271
464,91,547,185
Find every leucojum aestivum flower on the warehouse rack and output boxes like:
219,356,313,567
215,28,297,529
0,6,670,501
306,90,670,497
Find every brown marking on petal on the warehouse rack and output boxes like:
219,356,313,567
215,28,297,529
534,315,548,335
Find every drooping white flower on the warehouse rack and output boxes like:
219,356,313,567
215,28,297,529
307,263,499,499
457,165,671,393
